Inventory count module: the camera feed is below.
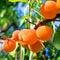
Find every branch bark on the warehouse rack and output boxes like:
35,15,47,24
34,14,60,29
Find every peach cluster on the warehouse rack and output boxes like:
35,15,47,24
2,26,52,53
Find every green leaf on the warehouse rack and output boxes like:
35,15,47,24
9,0,27,2
53,26,60,50
57,57,60,60
20,14,28,26
0,9,6,18
0,18,11,29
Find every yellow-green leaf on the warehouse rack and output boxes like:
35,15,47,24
53,26,60,50
9,0,27,2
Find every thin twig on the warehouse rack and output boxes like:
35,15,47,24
42,54,47,60
25,19,36,25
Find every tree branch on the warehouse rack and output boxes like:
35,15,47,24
34,14,60,29
25,14,60,29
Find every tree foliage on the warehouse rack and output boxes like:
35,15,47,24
0,0,60,60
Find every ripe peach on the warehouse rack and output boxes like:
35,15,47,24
19,29,38,45
12,30,20,41
28,40,43,53
2,38,16,53
36,26,52,41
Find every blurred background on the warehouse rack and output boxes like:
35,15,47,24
0,0,60,60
